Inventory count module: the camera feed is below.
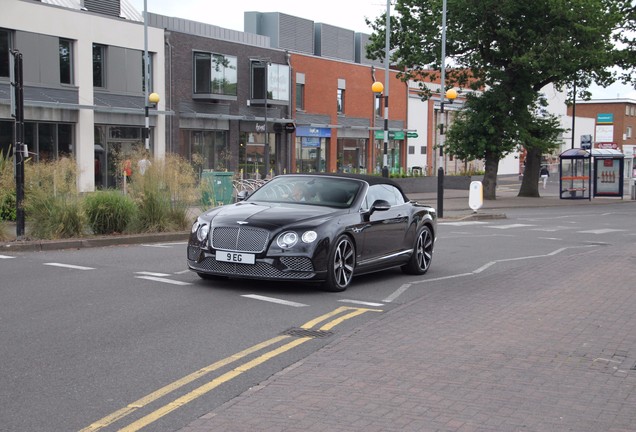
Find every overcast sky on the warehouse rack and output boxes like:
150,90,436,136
129,0,635,100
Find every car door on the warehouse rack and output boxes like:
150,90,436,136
358,184,409,265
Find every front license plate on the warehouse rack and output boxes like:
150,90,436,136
215,250,255,265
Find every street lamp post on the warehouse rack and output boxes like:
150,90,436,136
437,0,453,218
143,0,151,150
437,88,457,218
372,81,390,178
145,92,160,149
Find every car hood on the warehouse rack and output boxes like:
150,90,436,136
201,201,344,230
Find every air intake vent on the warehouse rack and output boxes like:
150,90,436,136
83,0,121,17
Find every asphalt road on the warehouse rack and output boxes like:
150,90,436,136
1,202,635,431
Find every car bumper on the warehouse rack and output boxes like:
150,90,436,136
187,245,326,282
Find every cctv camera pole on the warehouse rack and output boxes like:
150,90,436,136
10,50,25,239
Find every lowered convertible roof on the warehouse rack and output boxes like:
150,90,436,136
280,173,408,200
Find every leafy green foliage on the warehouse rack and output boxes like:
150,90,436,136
367,0,635,198
0,192,16,221
84,191,137,235
26,192,85,239
0,147,16,221
127,154,197,232
24,158,85,239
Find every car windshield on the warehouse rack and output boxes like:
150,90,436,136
247,176,362,208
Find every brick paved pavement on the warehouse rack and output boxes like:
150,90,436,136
181,240,636,432
178,180,636,431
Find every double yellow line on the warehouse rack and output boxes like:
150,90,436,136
80,306,381,432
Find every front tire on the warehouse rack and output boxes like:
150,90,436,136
402,225,434,275
323,235,355,292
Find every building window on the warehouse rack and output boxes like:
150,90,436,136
296,83,305,110
420,146,427,154
0,28,10,78
251,61,290,101
92,44,105,88
193,52,237,96
408,146,415,154
59,39,72,84
627,126,632,139
337,88,345,114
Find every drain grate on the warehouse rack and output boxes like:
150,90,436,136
282,327,334,339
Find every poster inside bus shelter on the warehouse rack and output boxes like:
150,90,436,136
594,158,621,196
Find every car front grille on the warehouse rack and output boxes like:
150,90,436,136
189,255,315,280
211,226,269,253
280,256,314,272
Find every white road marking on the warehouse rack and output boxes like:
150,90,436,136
487,224,535,230
241,294,308,307
338,299,385,307
135,276,191,286
530,226,574,232
136,271,171,277
44,262,95,270
142,241,188,248
385,245,598,303
0,255,15,259
384,274,473,303
439,221,488,226
577,228,626,234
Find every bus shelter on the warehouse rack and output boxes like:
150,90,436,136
559,148,591,200
591,149,624,198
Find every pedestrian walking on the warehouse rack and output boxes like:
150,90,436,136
540,165,550,189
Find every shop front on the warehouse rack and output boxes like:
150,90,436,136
239,121,275,179
295,126,330,173
374,130,405,175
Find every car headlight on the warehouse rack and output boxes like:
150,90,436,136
277,231,298,249
197,224,210,242
191,220,200,233
301,230,318,243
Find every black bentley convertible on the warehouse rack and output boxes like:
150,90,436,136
187,173,437,291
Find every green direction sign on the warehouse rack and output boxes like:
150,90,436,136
374,131,406,140
407,132,418,138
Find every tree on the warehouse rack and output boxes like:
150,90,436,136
367,0,635,199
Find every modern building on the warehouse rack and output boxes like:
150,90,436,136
1,0,166,192
147,13,292,179
245,11,408,175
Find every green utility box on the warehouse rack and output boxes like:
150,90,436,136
201,171,234,206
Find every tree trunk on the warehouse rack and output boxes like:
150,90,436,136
482,152,499,200
518,147,542,197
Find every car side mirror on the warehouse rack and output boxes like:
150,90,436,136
363,199,391,221
236,190,249,201
371,199,391,212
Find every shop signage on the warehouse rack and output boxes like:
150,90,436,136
407,132,419,138
296,126,331,137
597,113,614,124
